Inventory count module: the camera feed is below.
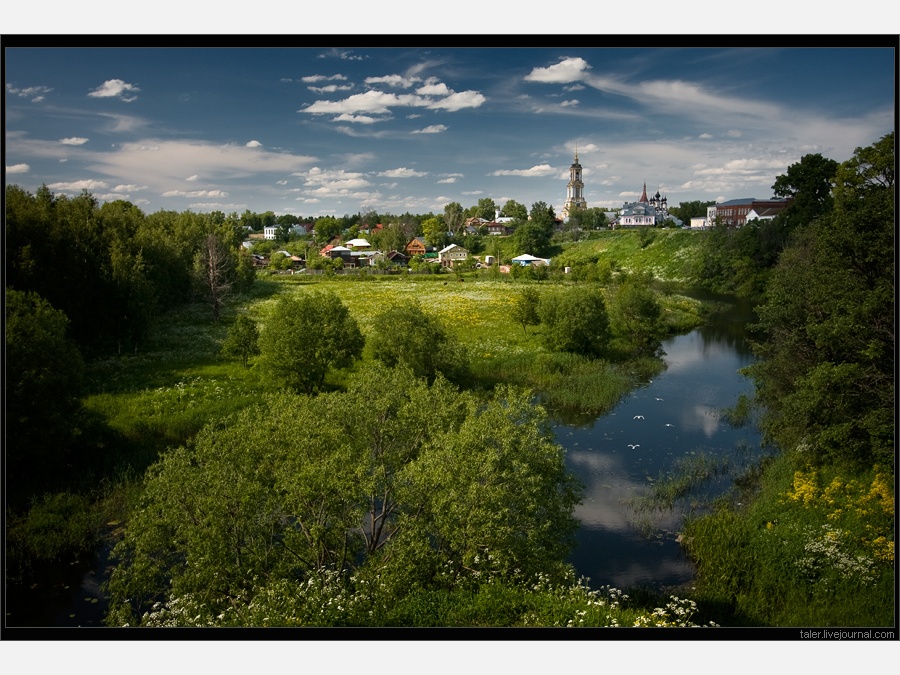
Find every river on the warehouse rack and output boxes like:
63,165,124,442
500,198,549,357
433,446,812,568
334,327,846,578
558,293,764,591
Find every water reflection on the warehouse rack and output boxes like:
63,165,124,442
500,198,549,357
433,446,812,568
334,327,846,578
557,296,763,590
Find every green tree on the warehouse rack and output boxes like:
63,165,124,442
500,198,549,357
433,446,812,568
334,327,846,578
668,200,715,223
608,274,665,356
367,300,468,384
106,363,581,626
538,287,610,358
772,152,840,229
510,287,541,333
529,201,556,231
474,197,498,221
512,222,552,257
5,289,86,490
748,134,894,468
258,291,364,393
314,216,342,242
500,199,527,221
268,251,293,271
442,202,465,237
220,314,261,367
421,216,448,249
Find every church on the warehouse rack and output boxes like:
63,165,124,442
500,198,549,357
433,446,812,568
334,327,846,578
615,182,676,228
561,149,587,219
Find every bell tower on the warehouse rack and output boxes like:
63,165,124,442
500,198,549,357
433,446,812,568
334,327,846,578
562,146,588,219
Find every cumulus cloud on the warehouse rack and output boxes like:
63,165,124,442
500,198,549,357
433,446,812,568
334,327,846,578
295,167,372,191
560,99,579,108
525,57,591,84
489,164,557,177
365,74,419,88
377,167,427,178
436,176,457,183
301,90,416,115
416,80,450,96
60,137,89,145
186,174,198,182
112,184,145,193
411,124,447,134
309,84,354,94
6,163,30,174
427,90,485,111
300,85,485,118
245,140,263,148
48,179,110,191
88,79,140,101
333,113,382,124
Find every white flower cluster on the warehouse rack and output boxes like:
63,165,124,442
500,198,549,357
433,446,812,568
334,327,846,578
796,524,876,585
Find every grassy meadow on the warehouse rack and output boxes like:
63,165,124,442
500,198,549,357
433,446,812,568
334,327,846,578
82,270,706,460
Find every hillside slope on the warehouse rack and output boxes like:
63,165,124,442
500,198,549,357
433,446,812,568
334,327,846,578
552,229,703,283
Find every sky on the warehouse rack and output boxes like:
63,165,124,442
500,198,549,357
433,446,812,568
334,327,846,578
4,40,896,221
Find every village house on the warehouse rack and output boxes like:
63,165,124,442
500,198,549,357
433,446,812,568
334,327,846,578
405,237,437,256
438,243,469,267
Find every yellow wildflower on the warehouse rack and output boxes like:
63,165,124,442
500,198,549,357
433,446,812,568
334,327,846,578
787,470,819,507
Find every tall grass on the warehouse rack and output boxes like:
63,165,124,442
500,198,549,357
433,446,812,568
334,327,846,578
682,452,895,626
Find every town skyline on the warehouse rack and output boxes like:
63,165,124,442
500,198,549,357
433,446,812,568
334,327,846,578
5,41,895,219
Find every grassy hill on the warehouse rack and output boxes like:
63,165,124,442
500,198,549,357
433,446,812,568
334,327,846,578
550,229,703,283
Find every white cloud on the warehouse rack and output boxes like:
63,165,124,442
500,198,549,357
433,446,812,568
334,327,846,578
365,74,419,88
6,163,30,174
113,184,145,192
489,164,557,177
560,99,579,108
295,167,372,192
436,176,457,183
59,137,89,145
377,167,427,178
88,79,140,101
416,81,450,96
411,124,447,134
302,74,348,83
162,189,230,198
48,179,110,191
525,57,591,84
426,90,485,112
6,84,53,101
301,90,418,115
699,133,713,139
309,84,354,94
300,86,485,117
333,113,382,124
318,49,366,61
186,174,198,182
78,140,318,195
245,140,263,148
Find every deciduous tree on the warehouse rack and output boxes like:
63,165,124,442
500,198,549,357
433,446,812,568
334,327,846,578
257,291,364,393
367,300,468,384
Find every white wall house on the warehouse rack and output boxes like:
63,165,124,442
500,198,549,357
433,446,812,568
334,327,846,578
263,225,278,240
438,244,469,267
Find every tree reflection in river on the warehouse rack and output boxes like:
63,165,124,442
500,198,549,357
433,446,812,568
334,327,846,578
556,294,765,590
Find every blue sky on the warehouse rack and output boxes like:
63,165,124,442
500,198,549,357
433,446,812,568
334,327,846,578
5,41,895,220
